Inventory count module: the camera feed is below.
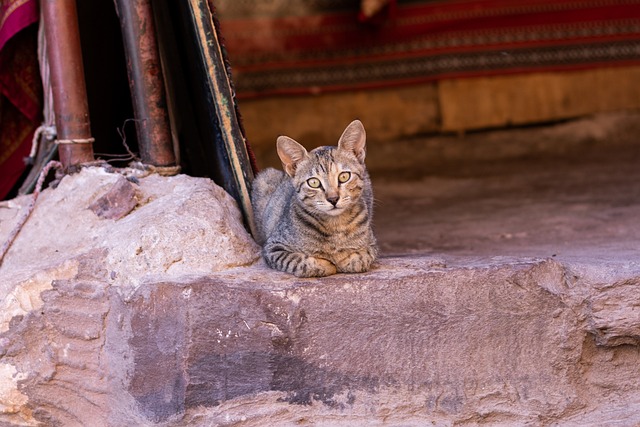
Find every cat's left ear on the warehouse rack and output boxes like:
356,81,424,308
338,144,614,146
338,120,366,163
277,136,308,177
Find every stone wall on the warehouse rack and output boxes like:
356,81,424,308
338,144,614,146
239,67,640,170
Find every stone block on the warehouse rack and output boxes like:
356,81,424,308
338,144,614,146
123,259,584,424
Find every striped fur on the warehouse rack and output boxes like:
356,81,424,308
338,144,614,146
251,120,377,277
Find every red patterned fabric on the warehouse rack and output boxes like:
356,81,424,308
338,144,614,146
0,0,37,50
216,0,640,98
0,0,40,199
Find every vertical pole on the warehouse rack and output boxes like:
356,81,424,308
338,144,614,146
41,0,94,169
186,0,257,236
115,0,176,167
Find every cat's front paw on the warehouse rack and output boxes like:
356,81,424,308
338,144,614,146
295,256,337,278
335,247,376,274
264,244,337,277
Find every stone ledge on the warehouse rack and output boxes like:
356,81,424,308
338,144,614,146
4,255,639,425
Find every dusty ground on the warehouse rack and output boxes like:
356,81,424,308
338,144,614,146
1,111,639,426
370,111,640,276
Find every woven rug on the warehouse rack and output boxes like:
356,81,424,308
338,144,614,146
215,0,640,98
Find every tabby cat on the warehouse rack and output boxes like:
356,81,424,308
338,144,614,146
251,120,377,277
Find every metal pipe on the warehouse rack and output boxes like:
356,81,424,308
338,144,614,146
115,0,176,167
41,0,94,168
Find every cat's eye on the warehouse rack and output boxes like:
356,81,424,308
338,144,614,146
338,172,351,183
307,178,321,188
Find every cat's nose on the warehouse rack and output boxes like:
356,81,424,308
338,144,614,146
327,196,339,206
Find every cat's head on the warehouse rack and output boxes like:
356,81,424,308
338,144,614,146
277,120,368,216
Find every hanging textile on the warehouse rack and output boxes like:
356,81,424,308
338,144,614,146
215,0,640,98
0,0,41,199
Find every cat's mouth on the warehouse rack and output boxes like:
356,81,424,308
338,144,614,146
323,204,346,215
312,199,347,215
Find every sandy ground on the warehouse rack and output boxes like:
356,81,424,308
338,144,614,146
370,112,640,276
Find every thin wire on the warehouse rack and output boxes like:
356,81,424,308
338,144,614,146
116,118,142,162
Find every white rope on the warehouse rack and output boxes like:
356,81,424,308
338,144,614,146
26,6,57,164
55,137,95,145
28,124,57,159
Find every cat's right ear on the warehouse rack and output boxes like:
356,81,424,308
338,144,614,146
337,120,366,163
277,136,308,177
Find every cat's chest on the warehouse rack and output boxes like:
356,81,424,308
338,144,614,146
290,204,371,247
321,216,371,246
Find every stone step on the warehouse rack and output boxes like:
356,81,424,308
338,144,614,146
2,233,639,425
114,257,640,424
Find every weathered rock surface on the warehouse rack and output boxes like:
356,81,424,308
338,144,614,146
0,167,260,302
0,168,260,425
1,114,640,425
1,254,640,426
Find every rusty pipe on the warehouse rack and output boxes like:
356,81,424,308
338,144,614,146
41,0,94,168
115,0,176,167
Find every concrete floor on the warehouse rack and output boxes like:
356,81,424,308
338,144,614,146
370,112,640,277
